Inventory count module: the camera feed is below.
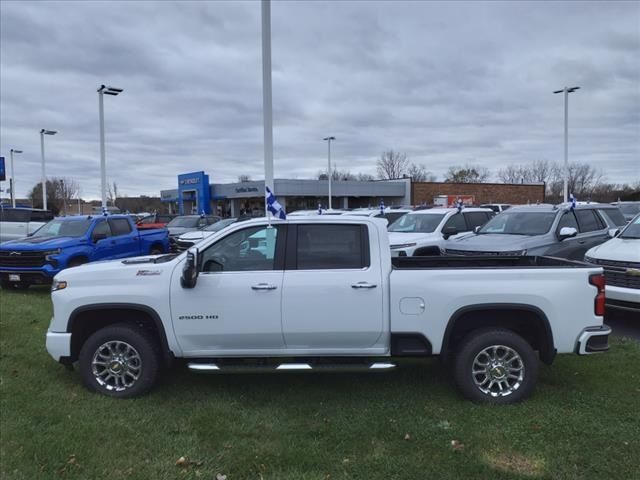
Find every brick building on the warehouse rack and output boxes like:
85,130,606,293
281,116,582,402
412,182,545,206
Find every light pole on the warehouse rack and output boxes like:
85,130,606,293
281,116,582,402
98,84,123,210
9,148,22,208
40,129,57,211
553,86,580,202
323,136,335,209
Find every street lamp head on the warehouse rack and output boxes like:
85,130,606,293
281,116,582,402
98,84,123,96
323,136,336,141
567,86,580,93
41,129,57,135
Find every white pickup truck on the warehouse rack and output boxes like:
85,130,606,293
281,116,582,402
46,216,610,404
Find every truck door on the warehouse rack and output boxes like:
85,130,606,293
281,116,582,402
89,219,116,260
170,224,286,355
281,223,384,350
107,218,139,258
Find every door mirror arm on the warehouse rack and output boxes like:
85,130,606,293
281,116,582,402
181,249,200,288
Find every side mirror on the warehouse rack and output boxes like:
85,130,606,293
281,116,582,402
558,227,578,241
181,249,199,288
608,228,620,238
442,226,458,240
92,233,108,243
473,226,481,234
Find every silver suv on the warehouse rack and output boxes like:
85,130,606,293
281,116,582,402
445,203,627,260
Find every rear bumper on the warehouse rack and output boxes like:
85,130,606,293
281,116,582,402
46,329,72,362
576,325,612,355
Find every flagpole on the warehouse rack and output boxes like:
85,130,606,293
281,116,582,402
261,0,274,218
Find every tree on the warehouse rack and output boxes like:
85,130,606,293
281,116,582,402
498,160,552,184
444,164,490,183
376,150,409,180
356,172,375,181
238,174,251,183
106,181,119,206
407,163,436,182
28,177,80,215
547,161,604,201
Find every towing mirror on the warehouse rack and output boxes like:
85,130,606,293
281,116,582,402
608,228,620,238
442,226,458,240
558,227,578,241
181,248,199,289
473,226,481,234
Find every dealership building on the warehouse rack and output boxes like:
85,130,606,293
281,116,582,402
160,171,546,216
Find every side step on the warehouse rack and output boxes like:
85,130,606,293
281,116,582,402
188,362,396,374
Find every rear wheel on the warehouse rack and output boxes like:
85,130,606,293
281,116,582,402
79,324,160,398
453,328,538,404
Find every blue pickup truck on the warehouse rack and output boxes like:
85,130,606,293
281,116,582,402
0,215,169,289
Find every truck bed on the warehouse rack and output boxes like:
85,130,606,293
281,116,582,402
392,255,591,269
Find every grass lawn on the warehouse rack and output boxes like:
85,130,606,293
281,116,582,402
1,288,639,480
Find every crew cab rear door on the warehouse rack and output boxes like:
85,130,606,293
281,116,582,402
281,223,384,350
107,218,140,258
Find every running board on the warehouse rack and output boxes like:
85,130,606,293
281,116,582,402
188,362,396,374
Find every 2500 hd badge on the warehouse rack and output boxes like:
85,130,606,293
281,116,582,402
178,314,219,320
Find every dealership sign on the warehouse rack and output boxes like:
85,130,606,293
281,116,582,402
0,157,5,182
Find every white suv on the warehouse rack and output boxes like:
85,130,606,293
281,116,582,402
0,207,53,243
388,207,493,256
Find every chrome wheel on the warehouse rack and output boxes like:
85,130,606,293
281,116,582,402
472,345,524,397
91,340,142,392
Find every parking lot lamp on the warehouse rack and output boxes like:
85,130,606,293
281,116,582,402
323,136,335,209
9,148,22,208
40,130,57,211
98,85,123,210
553,86,580,202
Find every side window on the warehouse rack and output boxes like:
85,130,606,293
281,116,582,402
443,213,467,232
108,218,133,236
200,226,279,272
206,217,219,225
464,212,491,230
296,224,368,270
598,209,626,227
92,220,112,239
575,210,604,232
139,216,155,224
557,211,579,232
1,209,30,222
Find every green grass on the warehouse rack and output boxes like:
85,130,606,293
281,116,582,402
1,289,639,480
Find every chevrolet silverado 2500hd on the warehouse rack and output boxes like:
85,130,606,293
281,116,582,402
45,216,610,404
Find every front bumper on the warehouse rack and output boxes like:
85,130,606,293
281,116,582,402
576,325,612,355
46,329,72,362
0,269,57,285
606,286,640,313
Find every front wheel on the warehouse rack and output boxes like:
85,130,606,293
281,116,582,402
453,329,538,404
79,324,160,398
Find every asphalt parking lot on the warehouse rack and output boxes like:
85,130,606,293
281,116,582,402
607,310,640,341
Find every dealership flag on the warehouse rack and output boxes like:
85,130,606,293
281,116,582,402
380,199,385,215
265,186,286,219
570,193,576,210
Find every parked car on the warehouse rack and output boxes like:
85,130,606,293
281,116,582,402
0,215,169,289
0,207,54,243
45,216,610,403
175,217,242,251
585,213,640,315
166,215,221,250
445,203,627,259
480,203,512,214
388,207,493,256
612,201,640,222
136,213,175,230
343,208,412,225
288,209,344,216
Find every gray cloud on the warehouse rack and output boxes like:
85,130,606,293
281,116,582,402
1,0,638,200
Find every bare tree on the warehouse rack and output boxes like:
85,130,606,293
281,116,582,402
376,150,409,180
407,163,435,182
356,172,375,181
238,174,251,182
106,181,119,206
444,164,490,183
547,161,605,201
28,177,80,214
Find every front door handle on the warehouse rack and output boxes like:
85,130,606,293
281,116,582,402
251,283,277,291
352,282,377,289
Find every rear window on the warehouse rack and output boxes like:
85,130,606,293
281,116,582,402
108,218,133,236
296,224,368,270
30,210,54,222
0,209,31,222
575,210,605,232
598,208,627,227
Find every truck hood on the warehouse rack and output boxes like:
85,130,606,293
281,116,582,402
0,236,85,250
585,237,640,263
179,230,213,241
388,232,440,246
55,254,179,282
446,233,543,252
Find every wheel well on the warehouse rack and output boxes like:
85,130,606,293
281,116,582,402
68,306,172,366
442,306,555,364
150,242,164,253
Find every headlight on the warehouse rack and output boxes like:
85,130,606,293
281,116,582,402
390,243,417,250
43,248,62,260
51,279,67,292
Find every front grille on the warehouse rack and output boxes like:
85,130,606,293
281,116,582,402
0,251,48,268
590,258,640,290
446,249,500,256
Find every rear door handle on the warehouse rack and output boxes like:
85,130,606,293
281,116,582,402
352,282,377,289
251,283,277,291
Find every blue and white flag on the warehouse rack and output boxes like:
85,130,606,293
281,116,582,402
569,193,577,210
456,198,464,212
265,186,286,219
102,206,109,216
318,203,323,215
379,199,385,215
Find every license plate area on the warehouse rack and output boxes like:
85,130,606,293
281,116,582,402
8,274,21,281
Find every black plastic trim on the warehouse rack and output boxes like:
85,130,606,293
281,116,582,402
606,299,640,313
390,333,433,356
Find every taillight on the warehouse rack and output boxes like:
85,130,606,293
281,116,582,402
589,274,606,316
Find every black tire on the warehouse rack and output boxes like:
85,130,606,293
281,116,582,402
68,257,88,268
1,280,29,290
453,328,538,404
79,324,160,398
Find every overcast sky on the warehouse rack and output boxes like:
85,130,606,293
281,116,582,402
1,0,638,200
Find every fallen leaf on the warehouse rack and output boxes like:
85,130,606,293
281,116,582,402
450,440,465,452
216,474,227,480
530,424,542,432
176,456,188,467
436,420,451,430
404,433,411,441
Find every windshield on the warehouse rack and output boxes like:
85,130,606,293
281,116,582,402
388,213,445,233
479,211,557,235
167,217,200,228
619,215,640,239
32,219,92,238
204,218,237,232
619,204,640,216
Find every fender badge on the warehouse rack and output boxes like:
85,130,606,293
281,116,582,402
136,270,161,276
